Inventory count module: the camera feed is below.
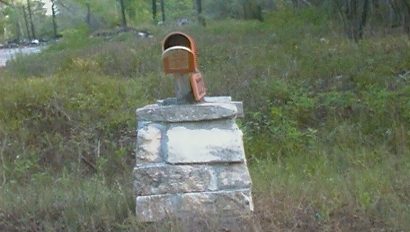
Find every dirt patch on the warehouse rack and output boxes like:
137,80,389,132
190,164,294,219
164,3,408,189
254,193,321,232
327,206,387,232
253,193,391,232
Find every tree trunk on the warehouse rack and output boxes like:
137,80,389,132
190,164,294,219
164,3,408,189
26,0,36,40
389,0,402,27
160,0,165,22
0,0,12,6
343,0,360,41
266,0,275,10
15,18,21,42
152,0,157,22
196,0,202,14
358,0,370,39
51,0,58,38
402,0,410,35
351,0,358,40
292,0,299,8
242,0,263,21
119,0,127,28
22,6,32,40
86,2,91,26
291,0,311,8
196,0,206,26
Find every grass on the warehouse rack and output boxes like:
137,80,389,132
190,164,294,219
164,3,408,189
251,147,410,231
0,174,134,231
1,8,410,231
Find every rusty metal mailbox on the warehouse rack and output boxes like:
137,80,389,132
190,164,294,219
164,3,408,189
162,32,197,74
162,32,206,103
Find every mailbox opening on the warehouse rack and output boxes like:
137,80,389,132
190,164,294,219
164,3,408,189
163,33,193,51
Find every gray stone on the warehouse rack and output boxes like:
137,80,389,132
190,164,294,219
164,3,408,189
170,118,237,130
216,164,252,190
156,97,178,106
203,96,232,103
232,101,244,118
136,123,164,164
137,120,150,130
133,164,252,196
136,102,238,122
166,124,245,164
204,96,243,118
134,164,211,196
136,189,253,222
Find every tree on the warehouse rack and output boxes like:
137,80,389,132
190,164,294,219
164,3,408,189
1,1,24,42
195,0,206,26
291,0,312,8
26,0,36,39
242,0,263,21
327,0,409,38
118,0,127,28
160,0,165,22
0,0,11,6
1,0,59,41
403,0,410,35
152,0,157,22
86,1,90,25
358,0,370,39
14,11,21,41
203,0,263,21
51,0,58,38
331,0,370,41
195,0,202,14
22,5,31,40
393,0,410,35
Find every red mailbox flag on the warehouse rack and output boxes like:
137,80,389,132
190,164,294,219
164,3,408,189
190,73,206,101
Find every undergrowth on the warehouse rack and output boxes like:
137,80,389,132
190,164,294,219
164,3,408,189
0,8,409,231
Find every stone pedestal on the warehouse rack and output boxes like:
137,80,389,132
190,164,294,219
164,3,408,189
134,97,253,228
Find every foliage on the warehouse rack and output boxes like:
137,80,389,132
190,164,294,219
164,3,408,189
203,0,264,20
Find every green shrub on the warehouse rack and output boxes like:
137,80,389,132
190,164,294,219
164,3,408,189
0,73,148,182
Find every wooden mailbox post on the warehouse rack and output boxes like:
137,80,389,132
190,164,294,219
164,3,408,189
162,32,206,103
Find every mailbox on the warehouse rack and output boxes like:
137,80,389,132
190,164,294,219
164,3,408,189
162,32,206,103
162,32,198,74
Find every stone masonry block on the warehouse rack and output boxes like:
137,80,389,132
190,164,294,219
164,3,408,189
136,102,238,122
133,164,251,196
216,164,252,190
136,189,253,222
166,122,245,164
134,164,211,196
136,123,164,164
